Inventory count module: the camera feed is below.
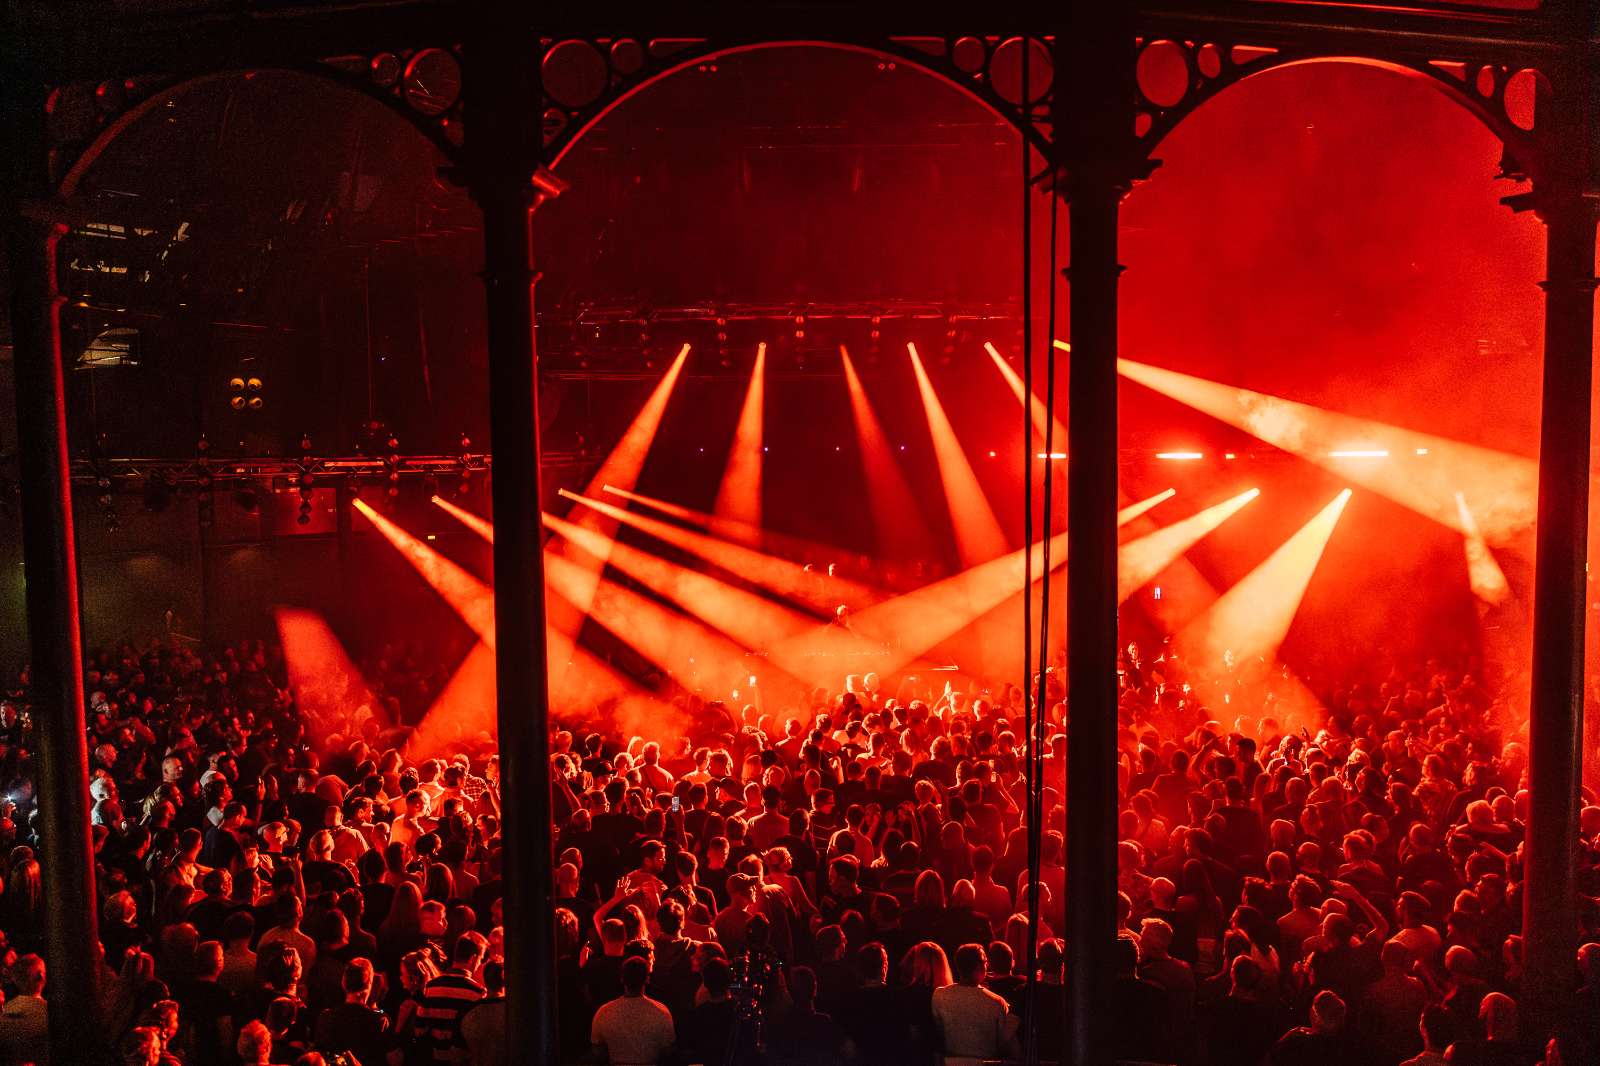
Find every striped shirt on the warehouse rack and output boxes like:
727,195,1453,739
415,968,486,1062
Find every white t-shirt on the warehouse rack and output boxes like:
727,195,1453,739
591,993,675,1065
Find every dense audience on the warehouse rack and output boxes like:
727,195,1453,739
0,634,1595,1065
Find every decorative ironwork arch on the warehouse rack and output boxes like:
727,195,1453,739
1129,38,1550,183
50,30,1566,199
51,54,469,198
534,35,1056,168
51,34,1062,197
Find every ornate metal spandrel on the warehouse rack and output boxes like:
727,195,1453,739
1127,36,1549,184
315,46,466,161
45,45,470,197
535,34,1057,169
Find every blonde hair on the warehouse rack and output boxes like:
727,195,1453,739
900,941,953,989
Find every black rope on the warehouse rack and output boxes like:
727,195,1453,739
1019,36,1042,1066
1033,153,1061,984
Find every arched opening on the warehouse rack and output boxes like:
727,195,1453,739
23,69,487,664
1118,59,1546,729
540,36,1052,168
536,44,1058,570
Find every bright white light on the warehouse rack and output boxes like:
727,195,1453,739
1329,449,1389,458
1224,452,1237,460
1156,451,1204,461
1415,448,1429,456
1036,452,1067,460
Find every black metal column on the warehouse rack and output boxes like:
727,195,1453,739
1521,189,1596,1045
2,72,104,1061
1057,7,1149,1064
461,19,564,1065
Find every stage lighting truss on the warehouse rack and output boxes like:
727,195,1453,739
537,300,1019,378
57,452,567,499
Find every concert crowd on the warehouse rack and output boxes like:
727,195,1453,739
0,632,1594,1066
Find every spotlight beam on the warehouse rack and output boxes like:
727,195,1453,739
985,340,1066,444
432,495,495,542
360,505,673,756
599,484,889,594
841,345,937,559
274,609,379,735
559,489,878,612
409,623,675,760
355,499,496,646
1179,489,1352,667
769,530,1072,683
1117,488,1177,527
908,342,1008,565
581,342,691,500
559,342,693,629
1117,488,1261,602
1455,491,1511,605
1118,357,1535,545
543,511,817,650
713,341,766,543
543,547,775,690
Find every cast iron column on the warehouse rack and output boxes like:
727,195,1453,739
1521,186,1596,1045
1,70,104,1061
1056,7,1151,1064
1514,23,1599,1039
461,20,564,1064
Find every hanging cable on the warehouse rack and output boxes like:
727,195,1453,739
1033,155,1062,1015
1018,35,1042,1066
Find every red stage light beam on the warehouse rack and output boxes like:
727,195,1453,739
841,345,936,559
908,342,1008,566
1455,491,1511,606
408,641,499,757
1179,489,1352,669
1119,358,1535,545
367,497,578,670
599,484,890,592
543,548,770,691
543,511,817,650
559,489,879,612
713,341,766,543
985,340,1066,443
770,530,1072,683
362,502,675,754
581,342,691,500
1117,488,1261,602
1118,488,1177,526
408,620,681,760
428,494,597,667
431,494,495,542
274,608,381,736
557,342,694,634
354,498,497,645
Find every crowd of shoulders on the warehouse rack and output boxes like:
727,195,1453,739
0,636,1595,1066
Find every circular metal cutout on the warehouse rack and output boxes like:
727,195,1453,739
403,49,462,115
544,40,610,109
